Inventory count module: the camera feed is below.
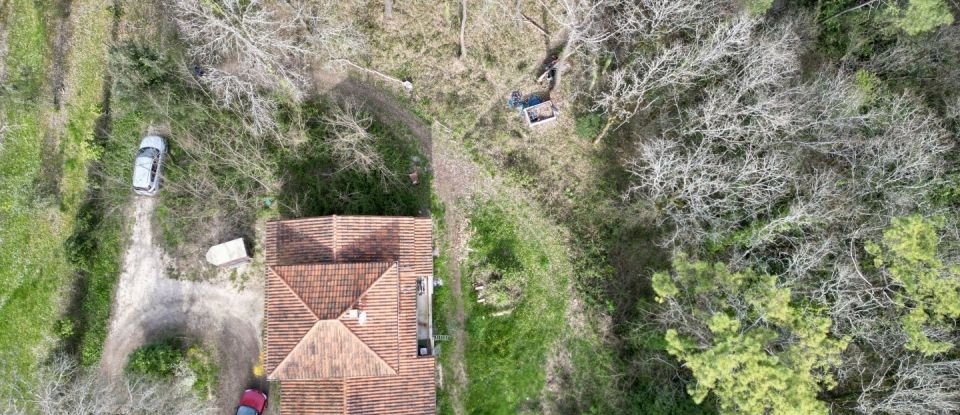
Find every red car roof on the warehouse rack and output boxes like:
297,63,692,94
239,389,267,412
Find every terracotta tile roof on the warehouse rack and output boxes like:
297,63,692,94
277,380,344,415
273,320,396,379
265,216,435,415
273,263,393,320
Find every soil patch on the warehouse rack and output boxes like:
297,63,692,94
100,197,264,414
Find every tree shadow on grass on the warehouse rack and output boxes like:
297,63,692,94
275,97,431,219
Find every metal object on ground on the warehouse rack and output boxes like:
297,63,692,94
523,100,558,128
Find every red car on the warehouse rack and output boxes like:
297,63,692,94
236,389,268,415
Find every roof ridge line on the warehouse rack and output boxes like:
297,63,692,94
395,261,401,371
273,320,397,380
267,266,321,379
271,265,322,322
337,263,402,372
334,320,398,377
267,319,322,379
335,262,398,320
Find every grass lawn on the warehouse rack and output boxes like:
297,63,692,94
0,0,116,396
0,0,67,392
458,202,570,414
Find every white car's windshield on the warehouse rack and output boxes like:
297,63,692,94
236,406,258,415
137,147,159,158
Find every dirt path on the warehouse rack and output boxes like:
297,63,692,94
100,197,264,414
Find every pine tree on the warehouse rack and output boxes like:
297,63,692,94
654,255,848,415
866,215,960,355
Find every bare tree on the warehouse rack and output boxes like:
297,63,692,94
859,361,960,415
322,101,394,180
615,9,956,414
9,355,214,415
173,0,364,133
539,0,746,142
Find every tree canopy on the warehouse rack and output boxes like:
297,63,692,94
866,215,960,355
654,255,848,415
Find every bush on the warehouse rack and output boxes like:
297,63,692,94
574,113,605,139
109,41,177,97
277,98,431,218
125,338,220,400
126,338,184,378
185,345,219,399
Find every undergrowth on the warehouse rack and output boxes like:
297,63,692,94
277,98,431,218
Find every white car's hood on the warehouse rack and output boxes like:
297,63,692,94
133,156,153,189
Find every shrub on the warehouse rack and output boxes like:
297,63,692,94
109,41,176,96
185,345,219,399
125,338,220,400
126,338,184,378
574,113,604,139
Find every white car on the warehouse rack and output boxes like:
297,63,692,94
132,135,166,196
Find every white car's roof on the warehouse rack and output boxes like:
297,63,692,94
133,155,154,189
139,135,165,151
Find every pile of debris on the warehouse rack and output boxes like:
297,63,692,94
507,55,562,128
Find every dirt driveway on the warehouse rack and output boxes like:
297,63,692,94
100,197,264,414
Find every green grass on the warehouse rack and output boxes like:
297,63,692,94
460,203,569,414
430,196,458,415
68,200,126,366
59,1,112,214
69,105,144,365
0,0,119,398
0,0,68,394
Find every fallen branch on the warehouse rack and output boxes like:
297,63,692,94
459,0,468,59
520,12,549,36
331,59,412,91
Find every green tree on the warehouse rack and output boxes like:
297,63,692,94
886,0,954,36
865,215,960,355
653,255,848,415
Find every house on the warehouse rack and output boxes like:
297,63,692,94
264,216,436,414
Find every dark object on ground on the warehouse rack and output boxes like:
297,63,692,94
508,90,523,109
236,389,268,415
544,55,558,81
